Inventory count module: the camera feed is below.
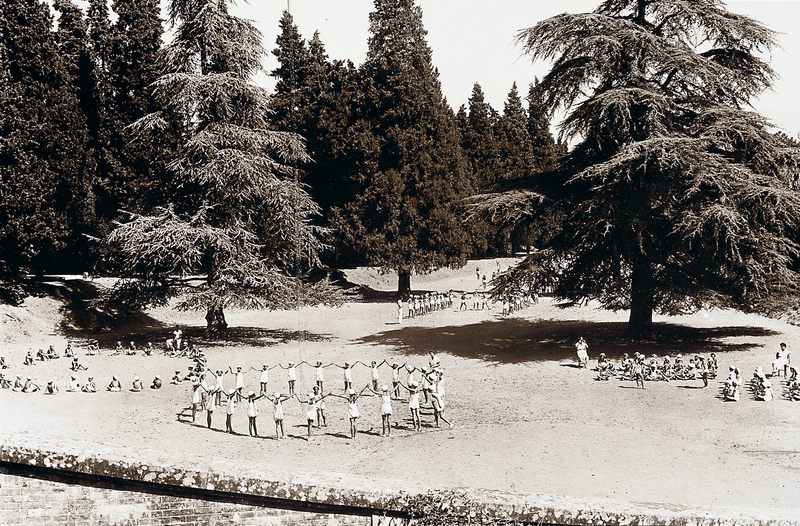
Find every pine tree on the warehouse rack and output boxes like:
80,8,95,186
478,0,800,339
53,0,100,266
460,83,498,190
100,0,165,216
0,0,91,291
268,15,360,219
87,0,112,71
330,0,471,294
495,82,534,184
457,84,500,256
268,11,310,135
101,0,334,336
526,80,562,173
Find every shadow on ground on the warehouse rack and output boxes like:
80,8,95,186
328,269,458,303
45,278,331,349
355,317,777,365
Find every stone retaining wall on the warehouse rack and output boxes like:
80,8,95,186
0,473,367,526
1,431,798,526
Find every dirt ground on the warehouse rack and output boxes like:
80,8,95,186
1,258,799,514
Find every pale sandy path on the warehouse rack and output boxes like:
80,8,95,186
1,259,799,513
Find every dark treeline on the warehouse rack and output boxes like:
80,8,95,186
0,0,564,304
1,0,163,302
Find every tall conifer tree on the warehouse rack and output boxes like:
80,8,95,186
526,80,562,173
1,0,91,291
101,0,164,215
101,0,332,335
495,82,534,184
478,0,800,339
330,0,471,294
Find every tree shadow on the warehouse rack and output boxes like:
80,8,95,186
42,278,333,349
327,268,459,304
354,318,778,365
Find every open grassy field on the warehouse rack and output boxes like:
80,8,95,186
1,258,799,513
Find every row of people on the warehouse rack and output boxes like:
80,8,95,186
595,351,718,383
0,372,159,393
402,291,454,320
179,352,444,399
498,294,535,316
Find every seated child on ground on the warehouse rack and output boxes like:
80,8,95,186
82,376,97,392
22,376,39,392
107,376,122,392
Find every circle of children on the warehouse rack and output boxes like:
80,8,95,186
575,336,800,402
0,327,453,442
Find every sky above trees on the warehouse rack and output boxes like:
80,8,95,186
228,0,800,139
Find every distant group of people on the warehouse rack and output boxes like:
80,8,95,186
578,337,799,401
399,291,454,323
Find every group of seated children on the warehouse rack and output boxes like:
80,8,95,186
596,352,718,383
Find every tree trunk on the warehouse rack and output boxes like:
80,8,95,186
398,267,411,296
205,305,228,338
627,256,654,340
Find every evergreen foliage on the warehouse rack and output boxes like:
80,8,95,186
101,0,165,215
268,13,360,218
52,0,101,266
477,0,800,339
0,0,91,291
101,0,336,336
329,0,472,293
